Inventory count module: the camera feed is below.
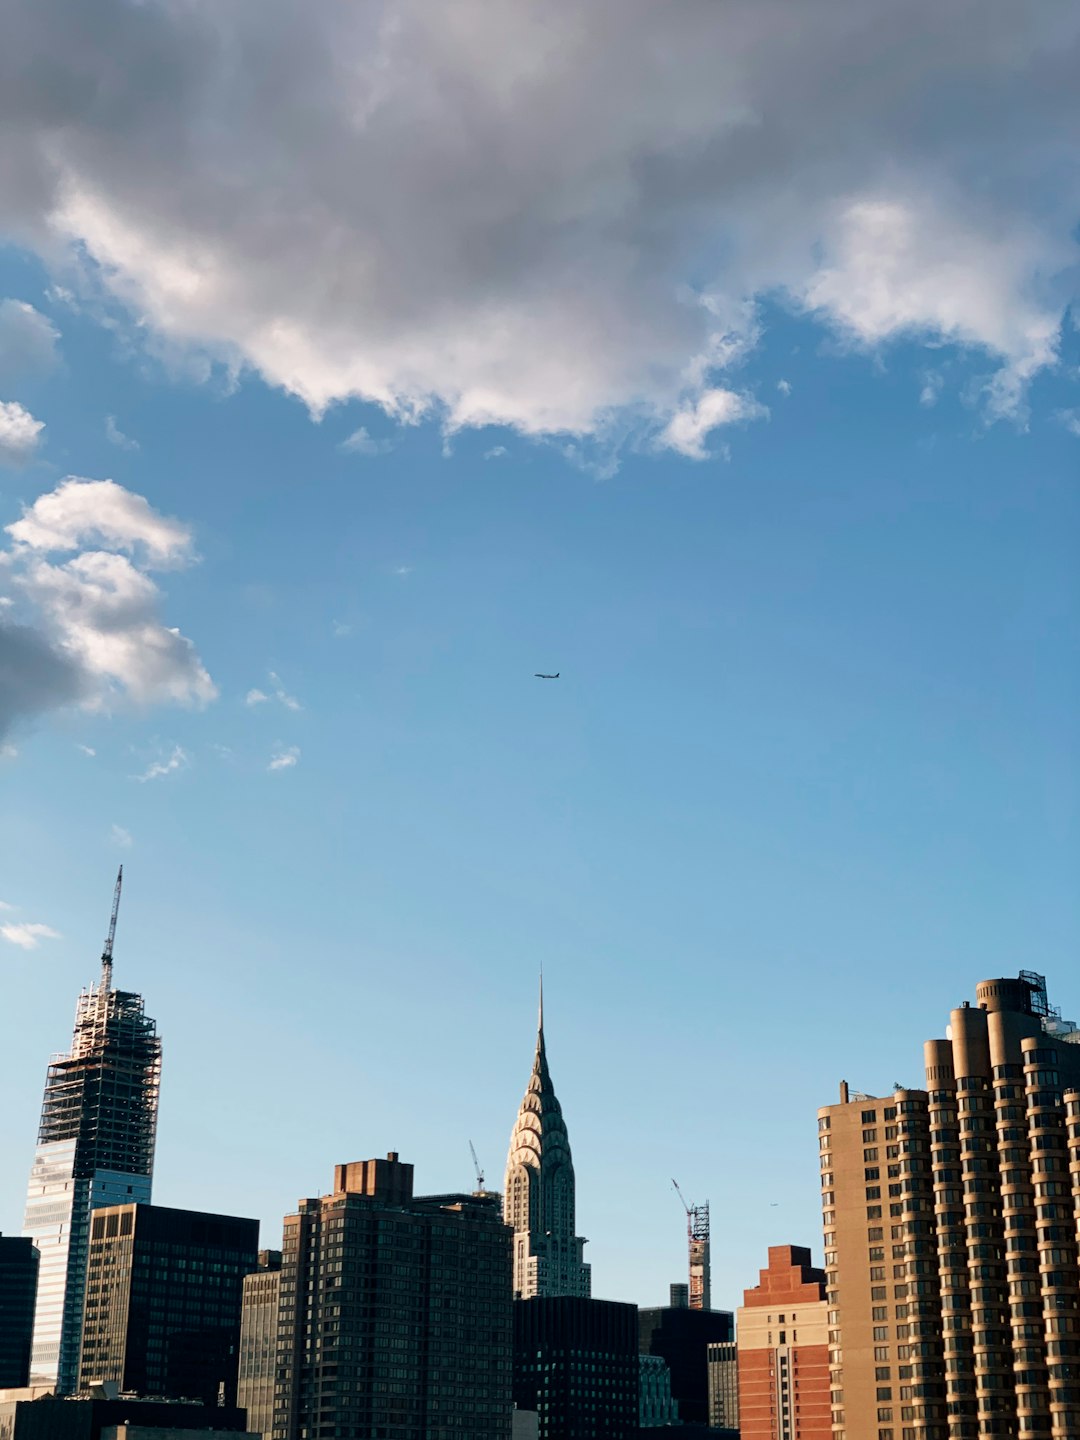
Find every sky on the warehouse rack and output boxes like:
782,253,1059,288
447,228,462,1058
1,0,1079,1313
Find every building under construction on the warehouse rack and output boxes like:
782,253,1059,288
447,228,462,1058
21,869,162,1394
673,1181,711,1311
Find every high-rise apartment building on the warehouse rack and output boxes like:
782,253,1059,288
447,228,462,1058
78,1203,259,1405
736,1245,830,1440
0,1235,40,1388
819,971,1080,1440
274,1153,513,1440
512,1296,639,1439
236,1251,281,1440
22,871,161,1394
504,988,590,1300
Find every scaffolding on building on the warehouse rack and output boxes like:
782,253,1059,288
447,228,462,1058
672,1181,711,1311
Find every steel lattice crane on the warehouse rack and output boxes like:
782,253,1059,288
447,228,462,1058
469,1140,486,1193
672,1178,711,1311
100,865,123,988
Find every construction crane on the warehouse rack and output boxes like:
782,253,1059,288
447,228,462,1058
469,1140,486,1193
100,865,123,988
672,1178,711,1311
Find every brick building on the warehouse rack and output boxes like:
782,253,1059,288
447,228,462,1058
737,1245,830,1440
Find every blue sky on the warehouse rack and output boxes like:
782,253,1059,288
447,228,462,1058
2,1,1080,1312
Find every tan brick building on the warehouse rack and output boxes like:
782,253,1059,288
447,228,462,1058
737,1245,831,1440
818,972,1080,1440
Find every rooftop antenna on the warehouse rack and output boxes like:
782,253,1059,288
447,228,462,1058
469,1141,485,1194
101,865,123,989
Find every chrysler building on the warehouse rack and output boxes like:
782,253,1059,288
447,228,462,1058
503,984,590,1299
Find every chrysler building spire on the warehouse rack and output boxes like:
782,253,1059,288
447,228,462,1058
504,981,590,1300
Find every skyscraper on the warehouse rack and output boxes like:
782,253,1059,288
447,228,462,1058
236,1251,281,1440
21,870,162,1394
274,1154,513,1440
78,1203,259,1404
735,1245,830,1440
504,985,590,1300
819,971,1080,1439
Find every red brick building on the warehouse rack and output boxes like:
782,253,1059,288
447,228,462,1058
737,1245,831,1440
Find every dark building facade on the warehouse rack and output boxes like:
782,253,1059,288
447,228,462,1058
513,1296,639,1440
77,1204,259,1405
0,1396,248,1440
236,1251,281,1440
274,1154,513,1440
637,1305,734,1426
0,1235,39,1389
22,870,162,1393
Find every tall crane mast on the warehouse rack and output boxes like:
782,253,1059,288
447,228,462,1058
672,1178,711,1311
100,865,123,989
469,1140,486,1193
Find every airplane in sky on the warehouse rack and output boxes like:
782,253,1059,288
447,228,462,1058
534,672,560,679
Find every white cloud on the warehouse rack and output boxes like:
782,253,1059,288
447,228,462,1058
776,379,792,397
268,744,300,771
2,921,61,950
134,743,188,782
484,445,508,459
105,415,139,451
393,565,413,578
919,370,945,407
1058,409,1080,437
245,688,269,706
0,300,60,381
339,426,391,456
3,478,215,718
331,620,352,638
0,901,14,911
267,671,302,711
7,477,191,564
0,400,44,467
110,823,133,847
76,742,96,756
660,388,769,460
0,2,1074,441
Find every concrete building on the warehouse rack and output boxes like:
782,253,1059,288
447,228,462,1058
274,1153,512,1440
512,1296,639,1439
707,1340,739,1431
504,986,590,1300
0,1239,39,1389
639,1352,679,1426
736,1246,830,1440
78,1205,259,1405
638,1304,734,1426
819,971,1080,1439
236,1253,280,1440
22,872,161,1394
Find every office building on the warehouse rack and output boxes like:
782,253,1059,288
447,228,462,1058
819,971,1080,1439
638,1304,734,1425
504,987,590,1300
22,871,161,1394
236,1252,280,1440
639,1352,679,1426
736,1245,829,1440
78,1204,258,1405
274,1153,512,1440
0,1237,39,1389
0,1394,249,1440
707,1340,739,1431
512,1296,639,1439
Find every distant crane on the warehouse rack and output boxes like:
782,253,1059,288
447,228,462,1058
469,1140,486,1193
100,865,123,989
672,1178,711,1311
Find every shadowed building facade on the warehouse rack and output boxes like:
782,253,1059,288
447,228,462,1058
22,872,161,1394
819,972,1080,1440
273,1154,513,1440
77,1204,259,1405
512,1296,638,1439
638,1305,734,1426
504,988,590,1301
0,1235,39,1388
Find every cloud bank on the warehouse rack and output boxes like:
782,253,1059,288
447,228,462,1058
0,1,1077,440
